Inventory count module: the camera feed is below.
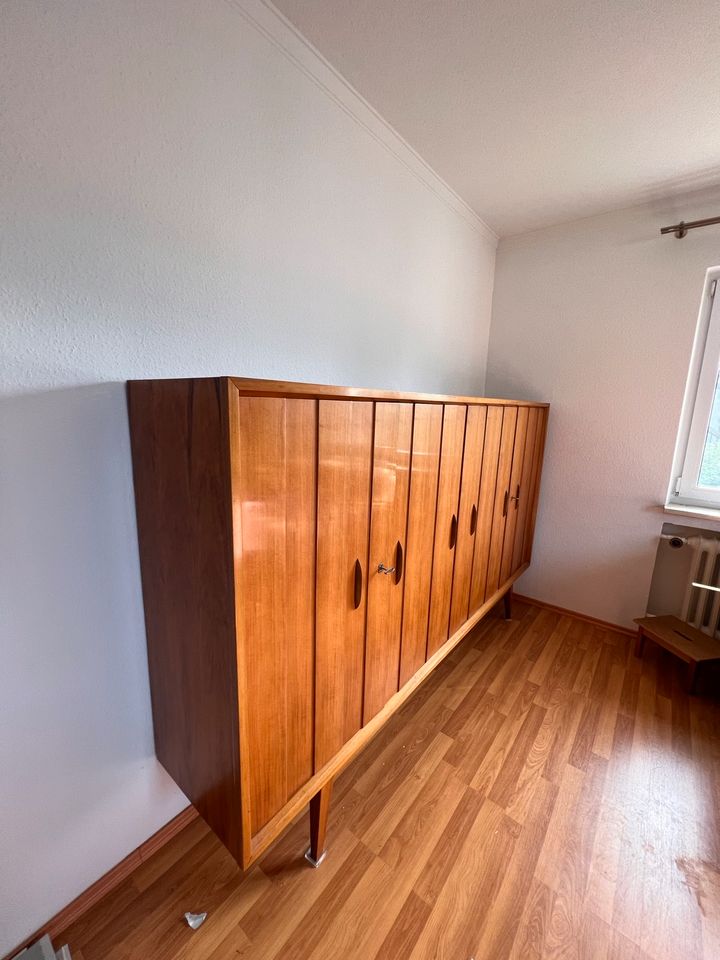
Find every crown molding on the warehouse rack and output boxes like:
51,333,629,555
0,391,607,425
224,0,498,246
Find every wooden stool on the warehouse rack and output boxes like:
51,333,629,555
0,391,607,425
633,615,720,693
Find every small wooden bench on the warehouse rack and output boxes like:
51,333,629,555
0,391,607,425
634,614,720,693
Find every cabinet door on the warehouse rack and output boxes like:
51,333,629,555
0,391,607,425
499,406,529,586
511,406,539,574
484,406,518,600
234,397,316,834
427,405,467,657
315,400,373,769
398,404,443,687
363,402,413,723
468,406,503,614
522,407,548,565
448,405,487,635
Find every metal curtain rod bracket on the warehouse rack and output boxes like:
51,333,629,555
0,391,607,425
660,215,720,239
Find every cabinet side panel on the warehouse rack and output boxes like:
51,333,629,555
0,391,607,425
233,396,316,834
127,378,242,863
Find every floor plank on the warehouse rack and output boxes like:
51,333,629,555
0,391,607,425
53,602,720,960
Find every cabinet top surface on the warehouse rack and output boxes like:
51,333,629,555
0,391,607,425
128,376,549,407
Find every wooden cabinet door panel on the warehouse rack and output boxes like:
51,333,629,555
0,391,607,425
511,406,539,574
499,406,529,586
427,404,467,657
315,400,373,769
363,402,413,723
448,405,487,636
468,406,503,614
398,404,443,687
234,396,316,834
522,407,548,565
484,406,518,601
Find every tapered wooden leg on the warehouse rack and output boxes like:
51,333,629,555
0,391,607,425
634,630,645,658
686,660,698,694
503,587,512,621
305,780,333,868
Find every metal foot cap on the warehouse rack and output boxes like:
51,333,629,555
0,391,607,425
304,847,327,868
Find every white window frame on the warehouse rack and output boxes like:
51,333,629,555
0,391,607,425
669,266,720,510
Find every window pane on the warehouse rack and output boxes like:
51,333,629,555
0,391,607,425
698,371,720,488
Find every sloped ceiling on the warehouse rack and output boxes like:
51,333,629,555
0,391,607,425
273,0,720,235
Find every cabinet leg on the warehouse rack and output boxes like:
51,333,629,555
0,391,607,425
687,661,698,694
305,780,333,868
634,630,645,658
503,587,513,621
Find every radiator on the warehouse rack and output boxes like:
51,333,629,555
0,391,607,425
646,524,720,639
681,534,720,636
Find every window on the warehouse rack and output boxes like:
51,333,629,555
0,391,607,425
669,267,720,510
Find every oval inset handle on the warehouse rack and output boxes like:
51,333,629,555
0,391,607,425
353,558,363,609
449,513,458,549
502,490,509,517
395,540,404,584
470,503,478,535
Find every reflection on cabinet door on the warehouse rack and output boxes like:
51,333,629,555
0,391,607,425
468,405,503,614
484,406,518,600
398,404,443,687
499,406,529,586
427,404,467,657
511,406,539,575
448,405,487,635
363,402,412,724
315,400,373,769
234,397,316,833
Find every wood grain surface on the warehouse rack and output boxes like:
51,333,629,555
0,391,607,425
315,400,373,768
426,404,467,656
398,403,443,687
363,402,413,723
55,598,720,960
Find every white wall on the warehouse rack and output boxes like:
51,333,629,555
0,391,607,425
487,187,720,629
0,1,496,952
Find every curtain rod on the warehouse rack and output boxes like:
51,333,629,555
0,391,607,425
660,215,720,239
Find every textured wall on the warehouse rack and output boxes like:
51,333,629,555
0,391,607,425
0,0,496,951
487,186,720,628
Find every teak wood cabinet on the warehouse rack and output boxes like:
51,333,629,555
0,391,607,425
128,377,548,869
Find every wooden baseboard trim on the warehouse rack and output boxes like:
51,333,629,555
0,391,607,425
7,805,198,960
514,593,637,638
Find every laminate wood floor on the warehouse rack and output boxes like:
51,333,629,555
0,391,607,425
58,601,720,960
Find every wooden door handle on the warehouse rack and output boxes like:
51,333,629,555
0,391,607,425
353,558,363,609
470,503,478,535
449,513,458,549
502,490,509,517
394,540,403,584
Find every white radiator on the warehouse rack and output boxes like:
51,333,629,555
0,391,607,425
680,534,720,637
